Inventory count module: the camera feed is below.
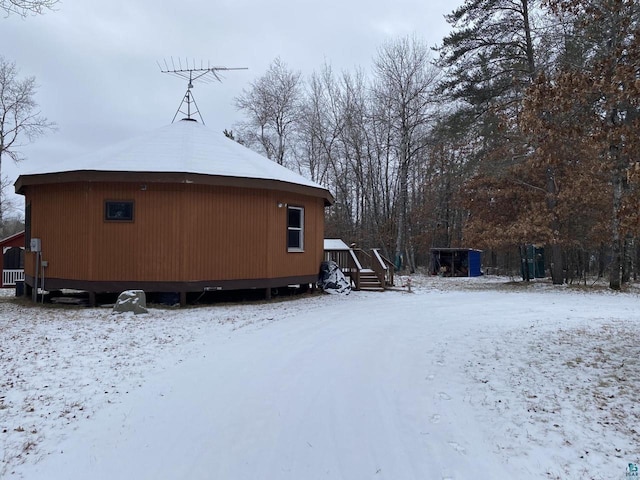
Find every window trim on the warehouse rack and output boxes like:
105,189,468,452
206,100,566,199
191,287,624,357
287,205,304,252
104,200,135,222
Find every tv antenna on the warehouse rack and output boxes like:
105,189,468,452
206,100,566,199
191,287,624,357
158,58,248,124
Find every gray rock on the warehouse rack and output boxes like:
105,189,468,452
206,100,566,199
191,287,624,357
113,290,148,314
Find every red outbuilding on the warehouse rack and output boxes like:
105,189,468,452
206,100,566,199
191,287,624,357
0,230,25,288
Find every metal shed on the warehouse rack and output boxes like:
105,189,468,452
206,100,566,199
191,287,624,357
430,248,482,277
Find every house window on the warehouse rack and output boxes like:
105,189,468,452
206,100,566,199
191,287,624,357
287,206,304,252
105,201,134,221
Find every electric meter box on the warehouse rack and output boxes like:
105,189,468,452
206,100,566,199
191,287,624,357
30,238,41,252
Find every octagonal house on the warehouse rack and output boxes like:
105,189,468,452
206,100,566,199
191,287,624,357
15,119,334,305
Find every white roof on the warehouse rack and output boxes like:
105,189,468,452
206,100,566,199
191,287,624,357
25,119,327,192
324,239,351,250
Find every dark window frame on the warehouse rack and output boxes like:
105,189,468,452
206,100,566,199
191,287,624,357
104,200,135,222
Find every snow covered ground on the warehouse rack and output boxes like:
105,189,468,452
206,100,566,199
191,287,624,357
1,276,639,479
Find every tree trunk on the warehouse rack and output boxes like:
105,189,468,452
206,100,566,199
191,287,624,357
394,135,410,271
636,242,640,281
550,244,563,285
622,234,633,284
609,145,623,290
520,244,530,281
545,167,564,284
610,238,622,290
521,0,536,79
598,243,606,278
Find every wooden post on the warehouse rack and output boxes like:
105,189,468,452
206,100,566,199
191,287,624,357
265,288,272,300
180,291,187,307
88,291,96,307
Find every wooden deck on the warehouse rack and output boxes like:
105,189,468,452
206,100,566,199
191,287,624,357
323,241,394,291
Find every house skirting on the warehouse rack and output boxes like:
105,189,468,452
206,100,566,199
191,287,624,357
24,274,318,306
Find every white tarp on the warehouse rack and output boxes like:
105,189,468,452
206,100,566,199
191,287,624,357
318,260,351,295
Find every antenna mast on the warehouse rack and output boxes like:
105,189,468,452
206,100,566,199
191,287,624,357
158,58,248,124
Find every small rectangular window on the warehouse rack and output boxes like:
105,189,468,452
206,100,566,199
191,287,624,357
105,201,134,222
287,206,304,252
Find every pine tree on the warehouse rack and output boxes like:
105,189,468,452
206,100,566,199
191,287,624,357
437,0,573,282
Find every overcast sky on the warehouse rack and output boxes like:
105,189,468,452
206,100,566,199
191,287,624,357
2,0,460,214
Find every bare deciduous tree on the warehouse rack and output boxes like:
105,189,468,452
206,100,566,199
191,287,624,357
372,36,440,271
298,63,343,185
0,56,55,231
1,0,58,16
235,57,302,166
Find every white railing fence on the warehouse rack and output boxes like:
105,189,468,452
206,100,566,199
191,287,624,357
3,269,25,286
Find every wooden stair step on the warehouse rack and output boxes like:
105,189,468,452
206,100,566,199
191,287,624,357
357,271,384,291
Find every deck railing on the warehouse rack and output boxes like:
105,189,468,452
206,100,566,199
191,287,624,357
3,269,24,286
326,247,394,290
356,249,394,287
324,249,363,288
371,249,395,287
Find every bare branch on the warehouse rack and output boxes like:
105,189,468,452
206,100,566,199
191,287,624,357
1,0,59,17
0,56,55,165
0,55,56,229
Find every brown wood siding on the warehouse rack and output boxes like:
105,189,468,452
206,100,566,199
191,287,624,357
23,182,325,288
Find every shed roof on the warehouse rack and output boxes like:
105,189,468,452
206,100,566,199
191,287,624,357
15,119,333,204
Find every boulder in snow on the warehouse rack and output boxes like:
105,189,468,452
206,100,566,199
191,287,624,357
113,290,148,314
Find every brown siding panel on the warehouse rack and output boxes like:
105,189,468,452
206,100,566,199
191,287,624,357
24,182,326,291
